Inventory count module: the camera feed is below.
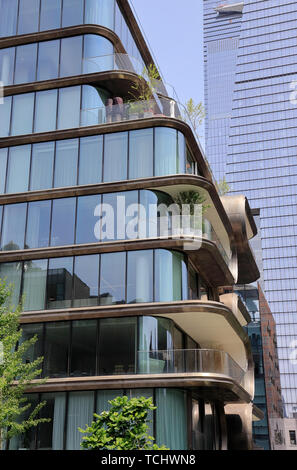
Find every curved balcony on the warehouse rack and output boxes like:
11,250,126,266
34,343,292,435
138,349,245,384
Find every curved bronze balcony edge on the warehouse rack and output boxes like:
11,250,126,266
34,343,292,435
0,174,233,238
0,237,234,287
0,117,214,197
0,24,126,53
220,195,260,284
25,373,252,403
3,69,144,98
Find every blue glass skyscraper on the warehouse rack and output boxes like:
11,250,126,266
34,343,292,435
204,0,297,418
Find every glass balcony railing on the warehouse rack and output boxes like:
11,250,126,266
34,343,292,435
203,219,231,265
137,349,245,386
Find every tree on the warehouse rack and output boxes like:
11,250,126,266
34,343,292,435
218,177,230,196
79,395,168,450
184,98,205,135
0,279,49,450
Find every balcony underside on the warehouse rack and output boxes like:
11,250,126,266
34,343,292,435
26,373,251,404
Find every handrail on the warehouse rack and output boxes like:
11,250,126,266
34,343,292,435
137,348,245,385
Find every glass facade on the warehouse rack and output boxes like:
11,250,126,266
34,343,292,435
0,249,211,312
0,34,114,86
0,128,196,193
204,0,297,417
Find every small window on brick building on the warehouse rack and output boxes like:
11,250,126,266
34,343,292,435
289,430,296,445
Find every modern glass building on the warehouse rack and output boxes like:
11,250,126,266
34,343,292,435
1,0,261,450
203,0,297,419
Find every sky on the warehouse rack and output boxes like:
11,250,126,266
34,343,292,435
130,0,204,108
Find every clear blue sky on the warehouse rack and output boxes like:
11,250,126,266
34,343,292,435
130,0,204,107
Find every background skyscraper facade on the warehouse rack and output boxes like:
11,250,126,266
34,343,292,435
204,0,297,418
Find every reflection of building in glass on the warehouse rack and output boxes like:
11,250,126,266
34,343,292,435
0,0,264,450
204,0,297,423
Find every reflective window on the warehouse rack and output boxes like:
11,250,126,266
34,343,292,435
54,139,78,188
25,200,51,249
50,198,76,247
65,391,94,450
99,252,126,305
127,250,153,303
47,257,73,309
85,0,114,30
60,36,83,77
0,95,11,137
44,322,70,377
14,43,37,84
0,262,22,308
38,392,66,450
6,145,31,194
73,254,99,307
129,128,153,179
62,0,84,28
1,203,26,251
103,132,128,182
40,0,62,31
22,259,47,311
34,89,58,133
0,0,18,38
18,0,40,35
0,149,7,193
70,320,97,376
155,127,178,176
83,34,114,74
37,40,60,81
78,135,103,185
30,142,55,191
0,47,15,86
57,86,81,130
11,93,34,136
98,317,137,375
76,194,101,245
155,250,187,302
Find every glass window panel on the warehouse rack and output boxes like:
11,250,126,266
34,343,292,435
18,0,40,35
101,190,137,242
43,322,70,377
21,323,44,365
54,139,79,188
0,262,22,308
1,203,26,251
14,43,37,84
85,0,115,30
50,198,76,247
70,320,97,376
96,389,123,414
0,96,11,137
78,135,102,185
99,252,126,305
0,47,15,86
76,195,101,245
40,0,62,31
73,254,99,307
22,259,47,311
129,128,153,179
25,200,51,249
127,250,153,303
60,36,83,77
6,145,31,194
155,250,186,302
98,317,137,375
103,132,128,182
178,131,186,173
0,0,18,38
156,389,187,450
30,142,54,191
0,148,7,193
11,93,34,136
57,86,81,130
155,127,178,176
82,34,114,74
37,40,60,81
47,257,73,309
62,0,84,28
38,392,66,450
80,85,109,126
65,391,94,450
34,89,57,133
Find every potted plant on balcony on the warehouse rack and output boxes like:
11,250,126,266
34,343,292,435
173,190,210,237
128,64,160,118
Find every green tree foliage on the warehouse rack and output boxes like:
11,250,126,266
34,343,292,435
173,190,210,215
0,279,49,449
218,177,230,196
128,64,160,103
184,98,205,135
79,396,168,450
